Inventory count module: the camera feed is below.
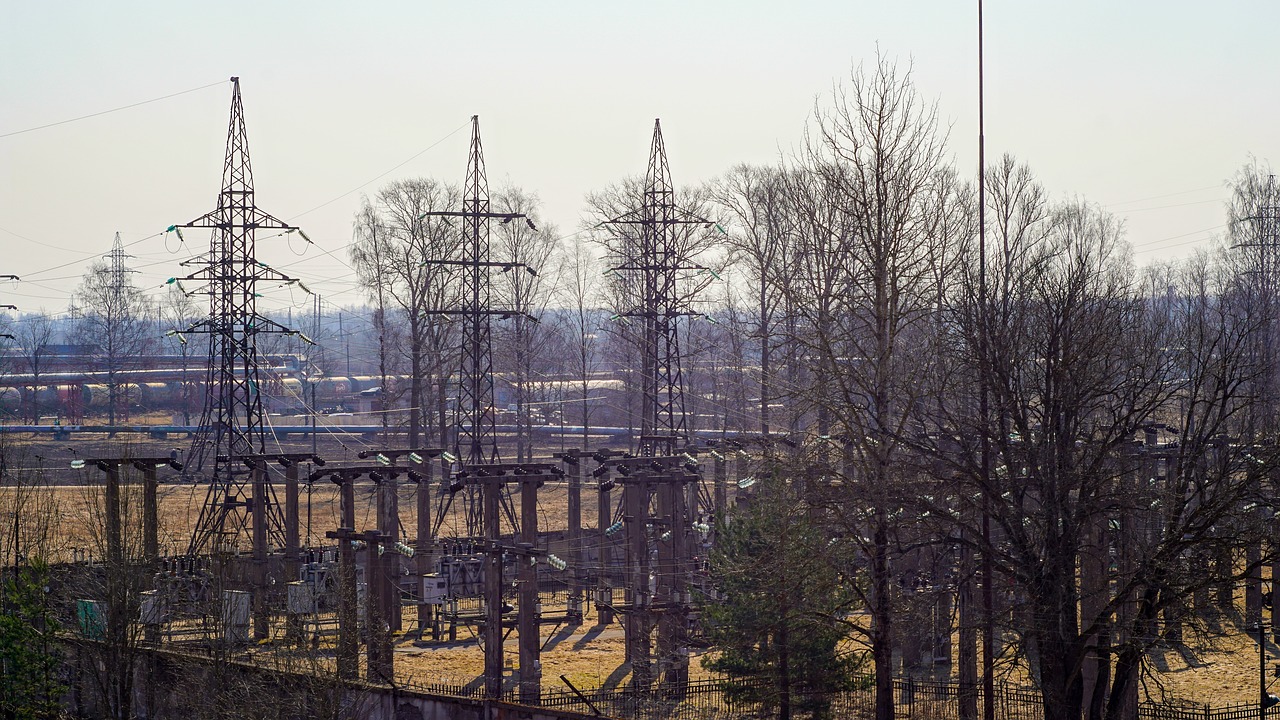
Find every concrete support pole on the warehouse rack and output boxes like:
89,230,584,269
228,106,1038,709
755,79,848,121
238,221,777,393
483,477,504,699
284,461,300,583
1114,450,1139,720
686,457,700,521
377,474,401,633
341,476,356,530
713,453,726,515
958,529,978,720
657,471,690,693
417,461,434,635
365,530,393,682
251,463,269,641
335,523,358,680
142,464,158,564
626,475,652,691
104,464,122,565
933,565,954,666
566,450,583,621
518,477,541,704
597,475,614,626
1164,451,1185,644
1081,506,1109,720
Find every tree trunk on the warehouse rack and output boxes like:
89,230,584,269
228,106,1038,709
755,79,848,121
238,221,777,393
759,281,771,436
873,511,894,720
778,618,791,720
408,318,424,448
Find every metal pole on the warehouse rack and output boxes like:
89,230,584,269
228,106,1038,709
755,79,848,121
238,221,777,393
977,4,996,720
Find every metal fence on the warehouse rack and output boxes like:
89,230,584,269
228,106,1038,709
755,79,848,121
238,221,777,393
1139,702,1275,720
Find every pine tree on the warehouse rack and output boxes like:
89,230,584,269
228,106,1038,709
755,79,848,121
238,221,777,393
703,466,860,720
1,559,64,720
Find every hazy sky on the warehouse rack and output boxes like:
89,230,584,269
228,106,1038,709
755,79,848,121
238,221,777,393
1,0,1276,319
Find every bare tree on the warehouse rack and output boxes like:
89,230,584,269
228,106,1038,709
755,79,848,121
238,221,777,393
1224,161,1280,442
491,186,560,461
161,286,203,424
713,164,800,435
782,55,951,720
11,313,57,424
922,183,1275,720
351,180,462,447
556,234,604,448
69,236,155,426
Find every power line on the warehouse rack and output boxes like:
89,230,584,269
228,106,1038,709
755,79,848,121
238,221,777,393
287,119,471,221
1105,184,1223,208
0,80,226,139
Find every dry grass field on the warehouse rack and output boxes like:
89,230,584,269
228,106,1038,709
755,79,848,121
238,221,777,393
0,432,1270,706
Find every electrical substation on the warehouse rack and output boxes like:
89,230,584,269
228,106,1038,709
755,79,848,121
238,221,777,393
8,71,1278,720
54,78,753,706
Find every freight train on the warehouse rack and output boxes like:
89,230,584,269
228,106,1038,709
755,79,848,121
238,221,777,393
0,374,387,419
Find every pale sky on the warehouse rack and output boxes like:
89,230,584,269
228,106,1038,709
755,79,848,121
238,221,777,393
1,1,1276,319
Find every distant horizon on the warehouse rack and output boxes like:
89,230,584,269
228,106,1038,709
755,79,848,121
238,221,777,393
3,1,1275,320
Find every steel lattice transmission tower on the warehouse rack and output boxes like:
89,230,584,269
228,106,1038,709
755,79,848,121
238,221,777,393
604,119,716,458
169,77,312,555
105,232,138,295
1259,175,1280,257
599,120,718,692
102,231,139,424
423,115,536,535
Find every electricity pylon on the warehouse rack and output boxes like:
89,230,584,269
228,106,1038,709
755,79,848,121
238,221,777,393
168,77,312,555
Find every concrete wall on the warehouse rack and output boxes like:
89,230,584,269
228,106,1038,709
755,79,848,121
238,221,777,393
60,639,605,720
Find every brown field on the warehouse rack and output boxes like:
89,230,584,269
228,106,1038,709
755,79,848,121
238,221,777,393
0,431,1269,706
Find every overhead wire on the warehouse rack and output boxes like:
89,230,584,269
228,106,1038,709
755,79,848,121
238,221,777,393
286,119,471,222
1104,184,1223,208
0,80,227,139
